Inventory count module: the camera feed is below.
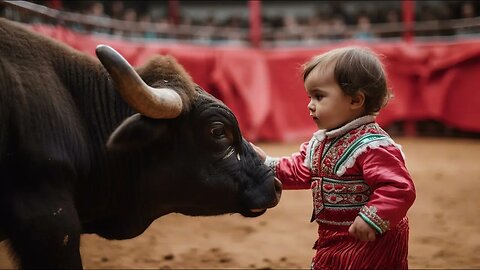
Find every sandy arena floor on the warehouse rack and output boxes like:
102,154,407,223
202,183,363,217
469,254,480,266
1,137,480,269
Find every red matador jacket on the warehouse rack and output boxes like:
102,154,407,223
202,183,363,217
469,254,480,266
265,115,416,269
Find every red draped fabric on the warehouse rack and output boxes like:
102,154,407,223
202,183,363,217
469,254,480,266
29,24,480,142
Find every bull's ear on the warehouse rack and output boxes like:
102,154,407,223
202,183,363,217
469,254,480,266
106,113,167,151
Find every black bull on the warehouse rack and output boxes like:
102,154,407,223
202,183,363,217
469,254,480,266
0,19,281,269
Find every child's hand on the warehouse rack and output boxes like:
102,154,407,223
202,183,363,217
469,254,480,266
249,142,267,162
348,216,376,241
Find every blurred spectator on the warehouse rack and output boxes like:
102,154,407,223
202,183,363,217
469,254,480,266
303,15,328,41
90,2,105,17
124,8,137,22
386,9,400,24
379,9,402,38
353,14,376,40
192,15,217,44
417,4,437,21
328,15,347,40
282,15,302,40
175,15,194,40
118,7,137,37
220,15,248,45
154,16,173,39
456,1,479,35
437,2,455,36
88,2,110,34
138,13,156,39
461,1,476,18
109,1,125,21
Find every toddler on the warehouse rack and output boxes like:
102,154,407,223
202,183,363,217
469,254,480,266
251,47,416,269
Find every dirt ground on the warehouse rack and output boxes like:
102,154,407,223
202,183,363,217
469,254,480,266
1,137,480,269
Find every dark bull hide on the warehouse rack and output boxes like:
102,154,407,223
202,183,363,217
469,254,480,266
0,18,281,269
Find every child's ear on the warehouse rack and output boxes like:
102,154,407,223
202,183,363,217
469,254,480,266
350,91,365,110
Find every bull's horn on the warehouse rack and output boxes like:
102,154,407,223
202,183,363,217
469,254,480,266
96,45,183,119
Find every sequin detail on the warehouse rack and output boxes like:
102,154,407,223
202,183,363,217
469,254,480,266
360,205,391,234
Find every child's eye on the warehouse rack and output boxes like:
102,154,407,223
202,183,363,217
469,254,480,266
307,91,324,100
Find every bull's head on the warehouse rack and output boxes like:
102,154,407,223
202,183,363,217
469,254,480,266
96,45,281,225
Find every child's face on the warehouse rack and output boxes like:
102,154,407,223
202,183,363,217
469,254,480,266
304,65,359,131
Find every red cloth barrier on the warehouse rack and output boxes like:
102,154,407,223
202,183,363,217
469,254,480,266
30,24,480,141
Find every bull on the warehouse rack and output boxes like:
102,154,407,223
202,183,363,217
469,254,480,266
0,18,281,269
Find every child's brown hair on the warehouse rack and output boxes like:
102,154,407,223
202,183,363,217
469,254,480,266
302,47,391,115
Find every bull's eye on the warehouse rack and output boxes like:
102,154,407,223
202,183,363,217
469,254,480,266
210,123,225,138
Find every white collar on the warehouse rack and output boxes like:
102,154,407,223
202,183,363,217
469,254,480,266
313,115,376,141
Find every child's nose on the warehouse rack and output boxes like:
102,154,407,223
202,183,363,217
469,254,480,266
307,101,315,112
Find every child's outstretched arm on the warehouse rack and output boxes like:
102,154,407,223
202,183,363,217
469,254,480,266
249,142,312,190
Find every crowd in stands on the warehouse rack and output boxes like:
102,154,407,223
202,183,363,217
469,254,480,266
3,1,480,46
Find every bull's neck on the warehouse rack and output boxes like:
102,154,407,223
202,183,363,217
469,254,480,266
54,51,135,220
55,53,134,146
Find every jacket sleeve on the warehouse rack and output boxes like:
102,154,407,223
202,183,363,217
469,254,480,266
355,145,416,234
265,141,312,190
